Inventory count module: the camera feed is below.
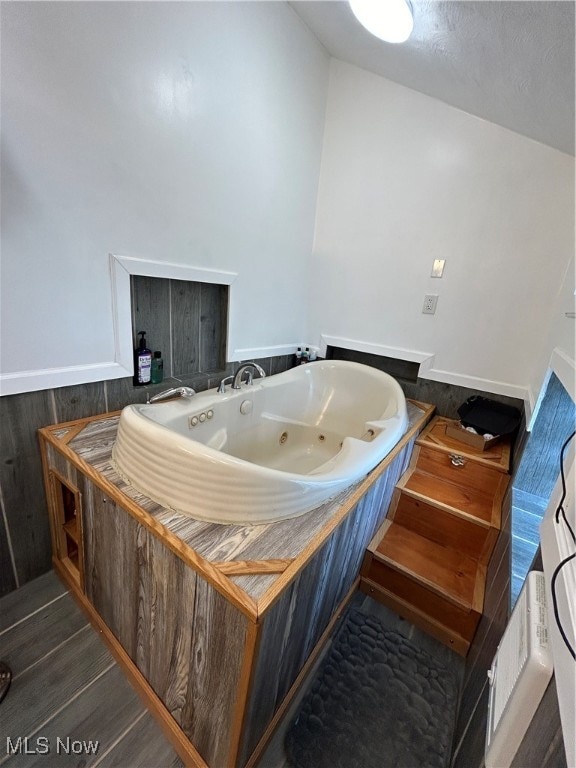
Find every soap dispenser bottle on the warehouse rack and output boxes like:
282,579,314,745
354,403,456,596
133,331,152,386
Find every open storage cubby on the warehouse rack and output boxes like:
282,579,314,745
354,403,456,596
49,470,83,587
130,275,229,380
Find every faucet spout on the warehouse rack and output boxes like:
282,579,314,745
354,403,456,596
232,363,266,390
148,386,196,403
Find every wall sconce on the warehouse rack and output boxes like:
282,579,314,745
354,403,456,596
348,0,414,44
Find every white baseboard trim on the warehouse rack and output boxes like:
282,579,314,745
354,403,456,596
550,348,575,403
0,362,131,397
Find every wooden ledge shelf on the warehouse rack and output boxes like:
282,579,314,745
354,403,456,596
63,518,79,544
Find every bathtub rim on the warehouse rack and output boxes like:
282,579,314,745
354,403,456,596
114,359,409,481
110,361,409,523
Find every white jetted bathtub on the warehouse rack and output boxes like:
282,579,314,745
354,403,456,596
112,360,408,524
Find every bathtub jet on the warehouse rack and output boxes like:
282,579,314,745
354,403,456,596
111,360,408,525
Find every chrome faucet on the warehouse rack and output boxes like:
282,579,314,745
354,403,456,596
231,363,266,390
148,386,196,403
217,375,234,394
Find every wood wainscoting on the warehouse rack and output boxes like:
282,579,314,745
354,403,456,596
39,401,434,768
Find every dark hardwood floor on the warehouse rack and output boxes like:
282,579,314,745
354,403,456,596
0,572,464,768
0,571,182,768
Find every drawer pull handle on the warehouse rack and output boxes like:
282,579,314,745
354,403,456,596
449,454,466,467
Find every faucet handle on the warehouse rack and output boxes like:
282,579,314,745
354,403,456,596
218,375,234,394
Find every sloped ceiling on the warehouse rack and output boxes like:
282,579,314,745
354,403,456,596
290,0,575,155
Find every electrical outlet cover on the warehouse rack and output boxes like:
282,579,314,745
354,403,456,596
422,294,438,314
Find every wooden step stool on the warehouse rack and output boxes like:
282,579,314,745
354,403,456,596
361,415,511,656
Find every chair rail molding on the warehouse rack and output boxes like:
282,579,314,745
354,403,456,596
0,255,238,397
0,362,129,398
319,334,434,366
319,333,530,412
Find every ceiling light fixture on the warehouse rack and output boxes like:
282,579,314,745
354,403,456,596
348,0,414,44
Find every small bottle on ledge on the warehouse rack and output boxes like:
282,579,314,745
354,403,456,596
151,351,164,384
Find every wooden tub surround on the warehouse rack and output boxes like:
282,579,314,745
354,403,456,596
39,399,434,768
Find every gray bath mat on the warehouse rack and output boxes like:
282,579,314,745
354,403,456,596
285,609,459,768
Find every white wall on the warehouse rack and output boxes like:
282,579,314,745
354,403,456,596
529,252,575,408
0,2,329,393
3,10,573,403
309,59,575,406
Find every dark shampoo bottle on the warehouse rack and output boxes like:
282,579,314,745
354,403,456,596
151,351,164,384
133,331,152,386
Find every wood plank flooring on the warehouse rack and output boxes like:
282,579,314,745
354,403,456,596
0,571,182,768
510,371,575,606
0,570,465,768
510,488,547,606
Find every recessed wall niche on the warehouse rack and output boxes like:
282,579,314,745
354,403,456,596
130,276,228,379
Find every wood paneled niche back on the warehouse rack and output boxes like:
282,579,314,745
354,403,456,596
39,400,433,768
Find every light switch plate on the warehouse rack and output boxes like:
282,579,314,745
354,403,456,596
431,259,446,278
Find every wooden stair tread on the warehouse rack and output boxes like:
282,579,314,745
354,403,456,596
390,492,498,564
401,468,495,525
416,416,511,473
360,579,472,656
374,521,485,612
